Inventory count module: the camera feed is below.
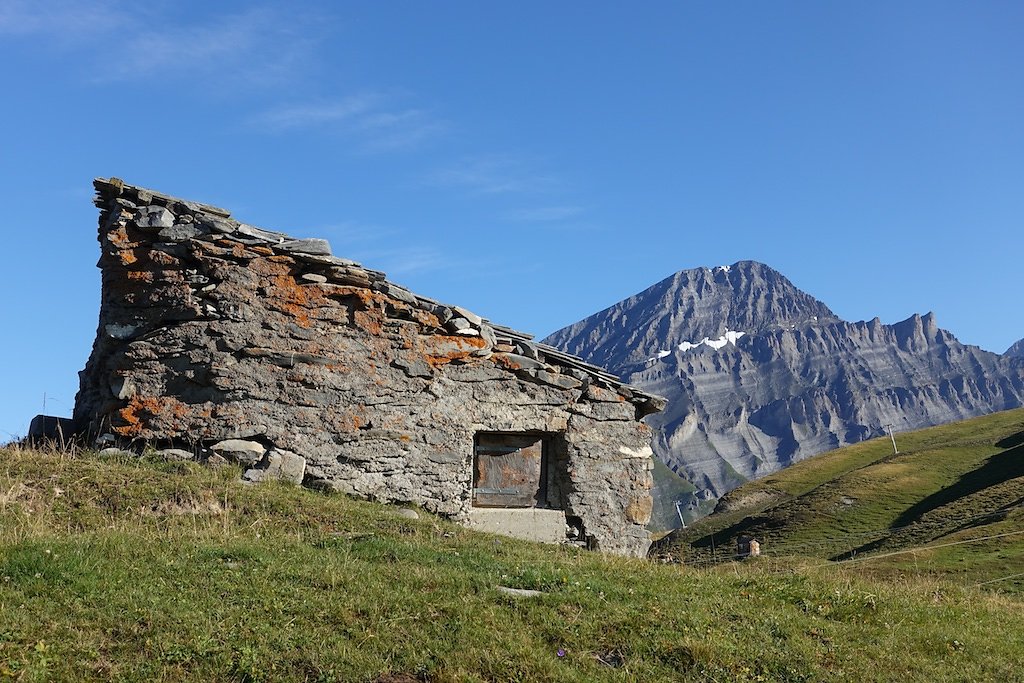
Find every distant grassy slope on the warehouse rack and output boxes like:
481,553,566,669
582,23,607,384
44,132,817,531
1,445,1023,681
662,408,1024,589
648,459,719,534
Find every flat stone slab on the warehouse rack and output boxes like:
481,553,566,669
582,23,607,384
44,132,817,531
279,238,332,256
157,448,195,461
211,439,266,466
134,205,174,229
495,586,545,598
466,507,567,544
99,447,135,458
243,449,306,484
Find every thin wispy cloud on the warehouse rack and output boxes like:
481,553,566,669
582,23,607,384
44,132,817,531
97,7,321,88
426,155,560,195
254,96,383,130
504,206,585,222
315,222,447,276
251,95,446,152
355,110,446,152
0,0,126,39
3,2,324,90
360,247,450,276
319,221,398,244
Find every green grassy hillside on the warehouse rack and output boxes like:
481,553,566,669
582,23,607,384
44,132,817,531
1,443,1023,681
661,408,1024,591
647,459,716,534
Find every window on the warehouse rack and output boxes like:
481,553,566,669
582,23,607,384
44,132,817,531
472,433,547,508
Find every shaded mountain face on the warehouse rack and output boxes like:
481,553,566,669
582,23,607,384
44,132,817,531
544,261,1024,514
1007,338,1024,359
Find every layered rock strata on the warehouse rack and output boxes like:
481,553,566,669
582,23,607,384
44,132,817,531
545,261,1024,513
74,178,664,556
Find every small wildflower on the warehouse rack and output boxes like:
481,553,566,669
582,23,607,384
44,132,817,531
557,649,566,658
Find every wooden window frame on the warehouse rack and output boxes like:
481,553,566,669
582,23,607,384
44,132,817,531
472,432,550,508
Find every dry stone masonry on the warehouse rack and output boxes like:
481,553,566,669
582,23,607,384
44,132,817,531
73,178,665,556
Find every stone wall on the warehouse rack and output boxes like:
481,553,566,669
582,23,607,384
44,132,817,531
74,178,664,556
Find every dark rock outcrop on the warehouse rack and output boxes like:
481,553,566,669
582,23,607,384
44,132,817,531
545,261,1024,510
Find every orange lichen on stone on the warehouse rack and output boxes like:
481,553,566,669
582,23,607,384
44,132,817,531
247,255,293,278
411,309,442,330
351,288,392,310
127,270,154,283
106,226,138,250
333,411,365,433
261,267,329,329
424,335,488,368
117,249,139,266
354,310,383,336
114,395,192,437
250,246,274,256
492,353,522,371
149,250,179,267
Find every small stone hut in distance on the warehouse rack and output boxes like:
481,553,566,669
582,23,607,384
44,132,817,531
73,178,665,556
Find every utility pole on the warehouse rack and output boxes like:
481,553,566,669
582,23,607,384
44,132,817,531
675,500,687,529
884,423,898,455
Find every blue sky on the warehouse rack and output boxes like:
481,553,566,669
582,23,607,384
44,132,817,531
1,1,1022,439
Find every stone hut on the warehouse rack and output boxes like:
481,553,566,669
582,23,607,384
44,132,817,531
736,534,762,558
73,178,666,556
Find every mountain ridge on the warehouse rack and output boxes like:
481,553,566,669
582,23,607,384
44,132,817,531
546,261,837,373
544,261,1024,522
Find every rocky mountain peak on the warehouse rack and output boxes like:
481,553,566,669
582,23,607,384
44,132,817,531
890,311,947,352
544,260,837,374
545,262,1024,528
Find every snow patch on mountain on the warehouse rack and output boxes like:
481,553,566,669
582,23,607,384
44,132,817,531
648,330,746,362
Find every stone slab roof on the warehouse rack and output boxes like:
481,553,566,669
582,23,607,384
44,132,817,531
93,177,666,415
